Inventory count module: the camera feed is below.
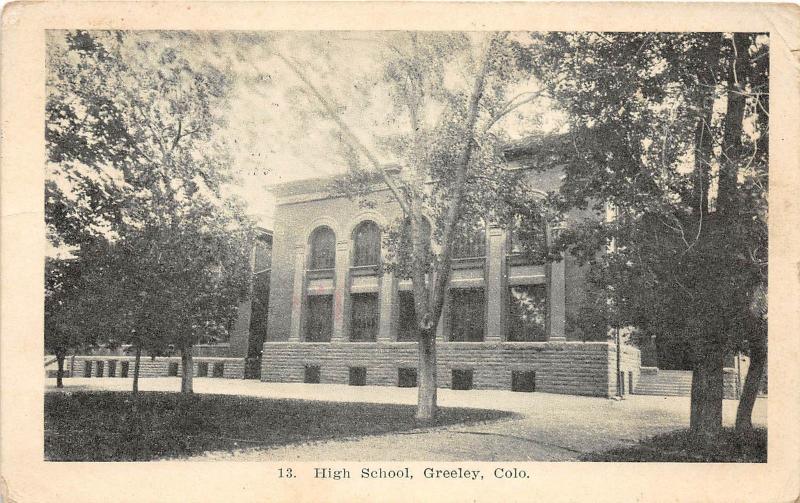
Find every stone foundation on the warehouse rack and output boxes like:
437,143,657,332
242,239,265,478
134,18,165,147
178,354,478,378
50,356,245,380
261,341,641,398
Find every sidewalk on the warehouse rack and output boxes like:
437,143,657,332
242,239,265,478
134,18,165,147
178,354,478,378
47,377,767,461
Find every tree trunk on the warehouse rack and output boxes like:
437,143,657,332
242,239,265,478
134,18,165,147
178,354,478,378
716,33,750,216
416,329,437,423
132,346,141,396
690,350,724,437
55,349,66,388
736,335,766,431
180,347,194,394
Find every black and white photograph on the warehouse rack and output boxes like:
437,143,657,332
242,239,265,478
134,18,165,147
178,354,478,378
2,2,799,502
42,27,769,462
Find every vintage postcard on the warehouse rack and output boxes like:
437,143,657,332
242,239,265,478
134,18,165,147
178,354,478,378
1,2,799,502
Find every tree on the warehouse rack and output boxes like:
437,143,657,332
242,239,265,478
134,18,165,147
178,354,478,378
527,32,768,436
46,31,255,395
272,32,555,421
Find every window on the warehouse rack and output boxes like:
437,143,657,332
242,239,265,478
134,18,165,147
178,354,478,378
83,361,92,377
396,291,417,342
108,360,116,377
168,362,179,376
309,226,336,270
212,362,225,377
305,295,333,342
508,215,547,256
350,293,379,342
449,288,485,342
253,238,272,273
512,371,536,392
197,362,209,377
452,223,486,259
304,365,321,384
508,285,548,341
120,361,129,378
349,367,367,386
398,217,432,266
95,361,104,377
451,369,474,390
352,221,381,267
398,368,417,388
248,271,270,356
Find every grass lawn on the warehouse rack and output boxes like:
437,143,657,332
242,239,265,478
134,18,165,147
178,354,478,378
580,427,767,462
45,391,515,461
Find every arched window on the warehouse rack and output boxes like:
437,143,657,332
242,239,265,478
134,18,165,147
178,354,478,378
352,221,381,267
309,226,335,270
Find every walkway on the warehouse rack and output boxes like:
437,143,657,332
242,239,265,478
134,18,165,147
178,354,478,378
47,377,767,461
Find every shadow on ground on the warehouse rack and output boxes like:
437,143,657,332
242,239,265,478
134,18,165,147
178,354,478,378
44,391,517,461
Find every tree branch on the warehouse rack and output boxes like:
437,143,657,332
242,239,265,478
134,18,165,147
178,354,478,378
276,53,412,216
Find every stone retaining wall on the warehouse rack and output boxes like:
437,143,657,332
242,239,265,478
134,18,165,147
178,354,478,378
261,341,639,397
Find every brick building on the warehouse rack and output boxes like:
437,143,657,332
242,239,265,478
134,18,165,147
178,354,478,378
257,159,642,398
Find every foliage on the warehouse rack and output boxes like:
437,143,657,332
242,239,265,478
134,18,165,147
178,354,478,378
45,31,255,364
525,33,768,362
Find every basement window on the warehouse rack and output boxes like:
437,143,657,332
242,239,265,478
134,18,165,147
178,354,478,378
304,365,321,384
197,362,209,377
95,361,104,377
212,362,224,377
349,366,367,386
398,368,418,388
83,361,92,377
168,362,179,377
107,360,116,377
120,361,129,378
451,369,474,390
511,371,536,392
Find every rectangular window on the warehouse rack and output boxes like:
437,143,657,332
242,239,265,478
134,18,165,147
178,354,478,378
120,361,129,378
350,293,379,342
304,365,321,384
449,288,485,342
197,362,209,377
396,291,417,342
83,361,92,377
305,295,333,342
95,361,104,377
508,285,548,341
213,362,225,378
349,366,367,386
107,360,116,377
511,371,536,392
168,362,179,376
398,368,417,388
451,369,474,390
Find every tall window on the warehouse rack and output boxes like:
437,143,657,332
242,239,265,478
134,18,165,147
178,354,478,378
248,271,270,356
352,221,381,267
309,226,336,270
305,295,333,342
508,215,548,262
452,223,486,259
396,291,417,342
254,238,272,273
508,285,547,341
449,288,485,341
350,293,379,341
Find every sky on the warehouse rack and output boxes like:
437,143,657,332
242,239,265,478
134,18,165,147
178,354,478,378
46,30,565,230
198,31,564,227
